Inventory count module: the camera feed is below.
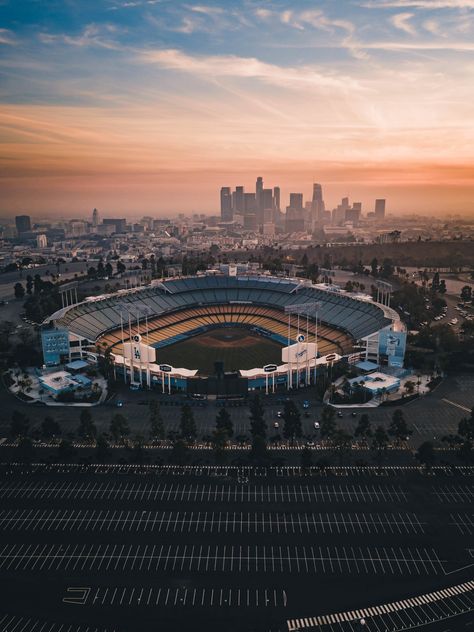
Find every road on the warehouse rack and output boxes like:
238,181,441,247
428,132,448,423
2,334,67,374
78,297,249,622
0,374,472,451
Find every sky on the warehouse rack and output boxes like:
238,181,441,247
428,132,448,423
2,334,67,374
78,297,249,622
0,0,473,218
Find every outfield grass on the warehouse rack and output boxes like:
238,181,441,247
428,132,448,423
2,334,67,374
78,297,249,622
156,327,282,375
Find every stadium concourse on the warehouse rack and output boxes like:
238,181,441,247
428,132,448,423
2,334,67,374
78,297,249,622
47,275,398,392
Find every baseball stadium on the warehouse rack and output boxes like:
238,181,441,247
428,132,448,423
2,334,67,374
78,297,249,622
48,275,399,393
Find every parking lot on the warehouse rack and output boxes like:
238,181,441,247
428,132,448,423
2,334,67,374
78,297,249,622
0,467,473,632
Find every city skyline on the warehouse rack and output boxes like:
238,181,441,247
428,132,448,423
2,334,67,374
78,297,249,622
1,0,474,216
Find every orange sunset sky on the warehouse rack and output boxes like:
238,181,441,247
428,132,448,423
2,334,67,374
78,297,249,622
1,0,473,217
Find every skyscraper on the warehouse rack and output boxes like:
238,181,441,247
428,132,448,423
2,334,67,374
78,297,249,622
375,199,386,220
233,186,245,214
286,194,305,233
311,183,324,217
220,187,233,221
15,215,31,234
273,187,280,213
92,207,100,227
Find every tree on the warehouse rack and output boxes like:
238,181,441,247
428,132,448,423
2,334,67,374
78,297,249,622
14,282,25,299
10,410,29,438
438,280,447,294
110,413,130,443
179,404,197,442
78,409,97,440
354,413,372,443
97,259,105,277
169,438,190,465
215,408,233,439
249,394,267,439
0,320,15,352
388,409,412,444
300,447,313,470
370,258,378,277
41,416,61,439
250,435,267,463
460,285,472,302
117,260,126,275
26,275,33,295
416,441,436,469
105,262,113,278
379,258,394,279
320,406,337,441
371,425,389,460
17,437,35,463
282,400,302,442
458,408,474,442
211,428,229,464
95,433,110,462
131,434,146,464
149,400,165,441
57,439,77,461
332,428,352,464
404,380,416,396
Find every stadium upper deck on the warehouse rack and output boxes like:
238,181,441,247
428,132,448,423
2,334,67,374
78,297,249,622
50,276,392,348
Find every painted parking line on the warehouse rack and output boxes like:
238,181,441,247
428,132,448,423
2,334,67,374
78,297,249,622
0,508,426,535
0,612,115,632
433,485,474,503
287,579,474,630
2,463,474,477
442,398,472,413
62,585,287,608
0,544,446,575
449,513,474,535
0,481,409,503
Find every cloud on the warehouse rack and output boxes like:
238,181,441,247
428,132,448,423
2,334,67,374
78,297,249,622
140,48,364,92
0,28,16,45
362,0,474,8
39,24,120,50
423,19,445,35
391,12,417,34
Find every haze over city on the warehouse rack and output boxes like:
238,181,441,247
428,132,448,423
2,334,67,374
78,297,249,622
1,0,474,217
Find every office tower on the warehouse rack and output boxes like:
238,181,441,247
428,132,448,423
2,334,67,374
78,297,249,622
243,193,257,230
311,183,325,217
345,207,361,225
255,176,264,225
375,199,386,220
220,187,233,221
285,193,305,233
289,193,303,209
103,218,127,233
341,197,350,210
273,187,280,212
352,202,362,212
234,186,245,214
92,207,100,227
36,234,47,248
256,177,263,205
15,215,31,234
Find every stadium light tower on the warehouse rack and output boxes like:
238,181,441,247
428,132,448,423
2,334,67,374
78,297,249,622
375,280,392,307
117,302,154,386
284,302,320,389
